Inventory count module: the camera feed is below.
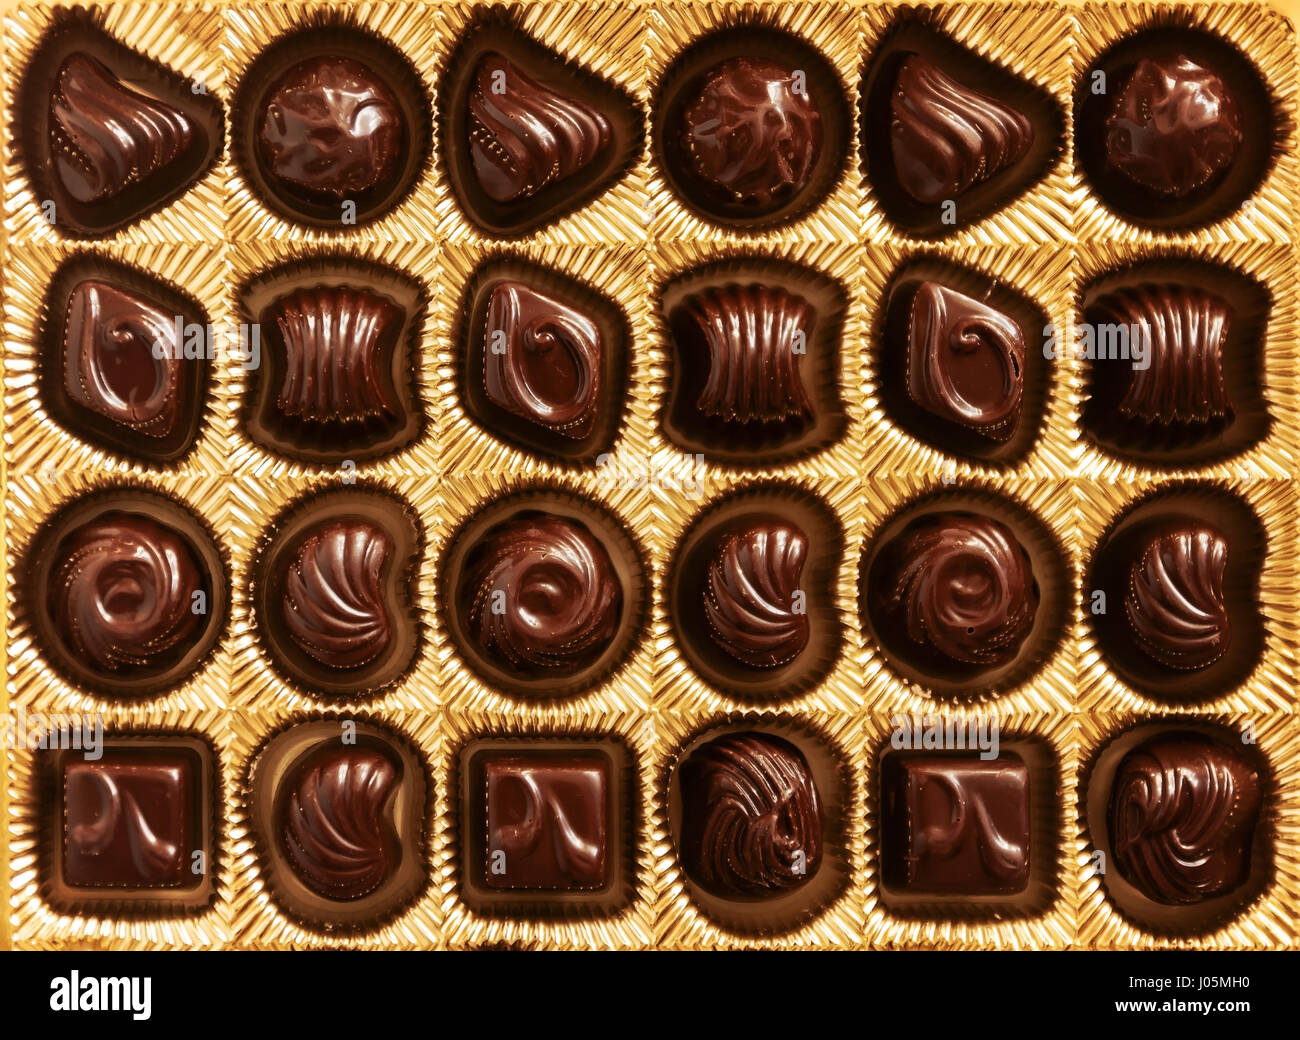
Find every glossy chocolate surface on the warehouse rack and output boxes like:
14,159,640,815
882,753,1030,895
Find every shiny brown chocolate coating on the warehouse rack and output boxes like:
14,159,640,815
890,55,1032,205
482,280,602,439
679,732,823,900
468,52,612,204
677,57,823,212
63,279,186,439
907,281,1024,442
705,521,810,670
1108,733,1261,905
48,512,204,675
256,56,405,203
876,513,1038,671
1090,284,1232,425
50,52,196,205
1106,56,1243,199
280,744,400,901
677,283,814,424
268,285,402,424
282,520,394,671
459,512,622,678
1124,522,1230,671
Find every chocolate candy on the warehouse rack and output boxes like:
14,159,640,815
679,732,822,900
1106,56,1242,199
906,281,1025,442
890,55,1033,205
1108,733,1261,905
1124,522,1230,671
482,280,603,440
882,753,1030,895
705,520,810,670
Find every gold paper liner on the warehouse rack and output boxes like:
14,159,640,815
8,704,233,949
225,237,441,478
655,473,866,714
861,3,1077,246
434,2,650,246
3,3,228,244
436,242,656,480
439,707,656,949
2,239,236,476
224,2,439,244
862,710,1079,949
5,469,233,716
1075,711,1298,949
228,706,443,948
227,472,442,713
1074,2,1297,244
648,1,864,247
1071,241,1300,482
861,243,1081,479
1075,477,1300,715
859,474,1081,715
651,710,866,949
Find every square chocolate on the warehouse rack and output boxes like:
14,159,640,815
882,752,1031,895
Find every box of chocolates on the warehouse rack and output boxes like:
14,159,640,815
1,0,1297,953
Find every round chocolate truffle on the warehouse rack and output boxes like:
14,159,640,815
47,512,205,676
457,511,622,678
678,731,823,900
256,55,406,204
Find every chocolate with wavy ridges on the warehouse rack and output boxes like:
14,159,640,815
1108,733,1261,905
49,512,203,674
483,280,602,439
878,512,1038,669
1091,284,1232,425
705,521,810,669
680,57,823,210
270,285,402,425
50,53,196,205
283,520,394,670
1125,522,1229,671
460,512,622,677
890,55,1033,206
680,283,814,424
679,732,823,900
280,745,400,900
469,52,612,204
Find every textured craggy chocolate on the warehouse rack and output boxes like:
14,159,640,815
282,520,394,671
907,281,1024,441
280,744,400,901
678,57,823,212
679,732,822,900
49,512,204,675
883,753,1030,895
1090,284,1232,425
460,512,622,677
1107,56,1243,198
50,52,196,205
63,279,186,439
1108,733,1261,905
64,749,194,888
268,285,402,424
1124,522,1230,671
482,753,608,890
890,55,1033,205
877,513,1039,671
705,521,810,669
483,281,602,439
257,56,405,203
468,52,612,204
678,284,815,424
